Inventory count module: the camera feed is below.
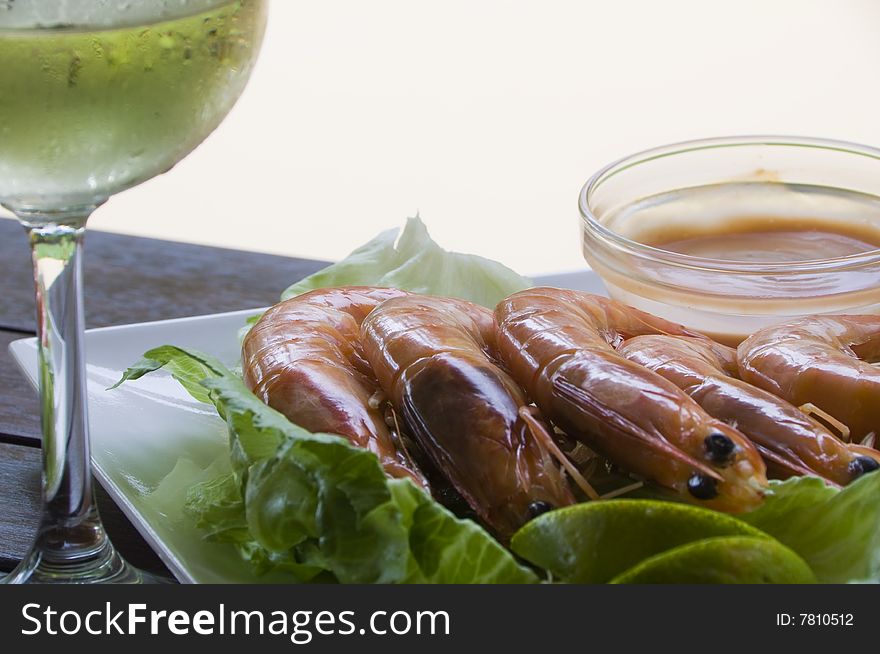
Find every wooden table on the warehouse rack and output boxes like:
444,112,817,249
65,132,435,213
0,217,325,578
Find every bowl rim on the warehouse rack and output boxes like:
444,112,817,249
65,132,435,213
578,135,880,274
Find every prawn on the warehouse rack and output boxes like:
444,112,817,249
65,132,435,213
361,293,579,540
738,315,880,447
495,288,768,513
619,335,880,485
242,286,428,488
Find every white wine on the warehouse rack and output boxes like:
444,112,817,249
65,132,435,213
0,0,267,211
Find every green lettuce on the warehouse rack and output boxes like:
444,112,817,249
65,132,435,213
741,474,880,583
281,215,532,308
117,345,537,584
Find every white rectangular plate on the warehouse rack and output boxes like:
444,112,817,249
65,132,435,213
8,271,605,583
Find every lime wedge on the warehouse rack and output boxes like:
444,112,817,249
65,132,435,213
510,499,768,583
611,536,816,584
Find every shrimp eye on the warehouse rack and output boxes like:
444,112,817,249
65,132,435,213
704,432,736,465
527,501,554,519
849,456,880,478
687,473,718,500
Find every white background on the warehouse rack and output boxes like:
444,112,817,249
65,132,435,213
75,0,880,274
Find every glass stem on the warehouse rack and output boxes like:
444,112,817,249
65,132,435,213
3,210,140,582
1,209,156,584
28,218,109,563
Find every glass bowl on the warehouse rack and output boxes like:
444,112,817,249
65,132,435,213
579,136,880,344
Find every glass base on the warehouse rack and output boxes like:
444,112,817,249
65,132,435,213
2,540,170,584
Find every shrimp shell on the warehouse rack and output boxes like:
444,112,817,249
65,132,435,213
738,315,880,445
495,288,767,513
242,286,428,488
619,335,880,485
361,293,575,540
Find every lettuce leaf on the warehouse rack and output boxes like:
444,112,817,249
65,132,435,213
281,215,532,309
741,473,880,583
117,345,537,584
393,479,539,583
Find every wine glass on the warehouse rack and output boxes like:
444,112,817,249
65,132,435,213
0,0,268,583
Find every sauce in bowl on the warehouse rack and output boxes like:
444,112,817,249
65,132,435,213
647,220,880,263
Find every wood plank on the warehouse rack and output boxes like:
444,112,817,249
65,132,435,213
0,442,171,577
0,442,39,572
0,331,40,444
0,217,328,332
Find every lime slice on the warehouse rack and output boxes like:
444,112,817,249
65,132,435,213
510,499,768,583
611,536,816,584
